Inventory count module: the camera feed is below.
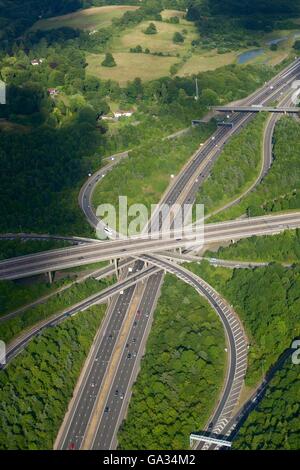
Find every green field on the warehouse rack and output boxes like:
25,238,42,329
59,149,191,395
86,12,198,83
114,19,198,54
178,50,239,76
31,6,300,83
30,5,139,31
87,52,178,85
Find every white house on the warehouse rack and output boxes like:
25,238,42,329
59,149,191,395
113,110,135,119
31,58,44,66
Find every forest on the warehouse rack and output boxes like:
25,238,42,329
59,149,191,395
0,274,113,344
189,262,300,387
0,0,82,44
205,229,300,264
187,0,300,51
233,357,300,449
0,304,106,449
188,0,300,21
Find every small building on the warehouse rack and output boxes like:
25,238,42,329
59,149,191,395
48,88,60,97
101,115,114,121
31,58,44,66
114,110,135,119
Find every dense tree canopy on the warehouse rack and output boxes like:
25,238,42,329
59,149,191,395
234,358,300,450
0,0,82,43
188,0,300,19
190,262,300,387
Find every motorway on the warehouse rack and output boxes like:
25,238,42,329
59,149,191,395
4,263,162,367
213,105,300,113
206,92,293,219
2,58,300,451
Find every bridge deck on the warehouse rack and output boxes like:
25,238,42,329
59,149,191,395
213,106,300,113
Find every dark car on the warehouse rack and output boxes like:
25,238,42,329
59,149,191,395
104,406,109,413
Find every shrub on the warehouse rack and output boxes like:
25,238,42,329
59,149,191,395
101,52,116,67
144,22,157,35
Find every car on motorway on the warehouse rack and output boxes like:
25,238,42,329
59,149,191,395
120,393,124,400
115,390,119,397
207,422,214,431
127,353,132,359
104,405,109,413
104,226,112,236
132,338,136,344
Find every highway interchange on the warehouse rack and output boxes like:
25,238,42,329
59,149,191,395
2,58,300,451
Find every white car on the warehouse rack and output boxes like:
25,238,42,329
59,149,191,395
104,227,112,236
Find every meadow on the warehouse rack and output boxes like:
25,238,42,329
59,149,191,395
31,6,300,83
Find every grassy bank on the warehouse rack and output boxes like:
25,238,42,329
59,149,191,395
211,116,300,221
195,113,267,217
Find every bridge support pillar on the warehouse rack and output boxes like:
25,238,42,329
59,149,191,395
114,259,120,280
47,271,54,284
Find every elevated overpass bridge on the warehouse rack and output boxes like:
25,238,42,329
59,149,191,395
212,105,300,114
